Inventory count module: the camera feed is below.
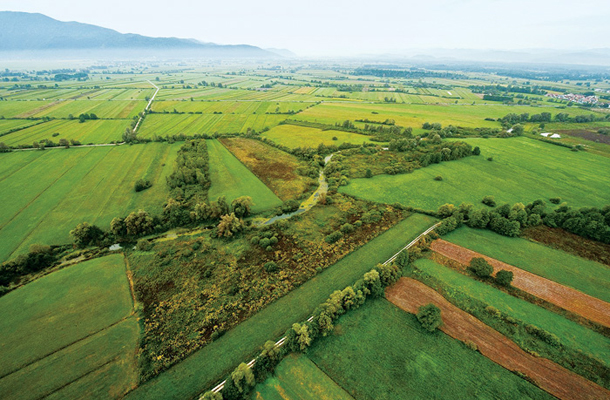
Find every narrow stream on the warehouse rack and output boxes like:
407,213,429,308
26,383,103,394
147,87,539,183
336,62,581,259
257,153,334,226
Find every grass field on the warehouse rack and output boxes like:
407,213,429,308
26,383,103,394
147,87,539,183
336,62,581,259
207,139,283,213
0,143,180,262
250,354,353,400
33,99,146,119
0,255,139,400
0,119,41,135
413,258,610,366
126,213,437,400
444,227,610,303
296,102,604,129
138,113,287,137
220,137,312,200
306,299,552,400
262,124,376,149
0,119,130,146
0,100,55,118
341,137,610,210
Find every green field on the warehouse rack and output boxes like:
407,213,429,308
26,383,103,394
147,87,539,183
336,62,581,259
341,137,610,210
0,143,180,262
0,100,55,118
0,255,139,400
306,299,552,400
0,119,130,145
32,99,146,119
207,139,283,213
444,227,610,303
414,258,610,366
262,124,376,149
126,213,437,400
0,119,41,135
138,113,287,137
296,102,603,129
251,354,353,400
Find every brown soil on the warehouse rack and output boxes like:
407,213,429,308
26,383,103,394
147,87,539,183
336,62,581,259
555,129,610,145
430,239,610,329
387,278,610,400
523,225,610,266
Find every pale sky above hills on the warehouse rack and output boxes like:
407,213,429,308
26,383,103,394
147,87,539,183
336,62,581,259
3,0,610,56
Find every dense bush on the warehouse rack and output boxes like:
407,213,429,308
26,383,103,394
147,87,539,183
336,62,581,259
417,303,443,332
70,222,104,248
0,244,57,288
469,257,493,278
134,178,152,192
166,140,210,203
325,231,344,244
482,195,496,207
495,269,514,286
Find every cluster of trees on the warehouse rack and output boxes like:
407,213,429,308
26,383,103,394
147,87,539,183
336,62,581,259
0,244,58,291
69,113,98,123
352,68,466,80
543,205,610,243
134,178,152,192
205,263,402,400
166,140,210,203
417,141,475,167
435,199,548,238
469,84,548,96
500,112,609,127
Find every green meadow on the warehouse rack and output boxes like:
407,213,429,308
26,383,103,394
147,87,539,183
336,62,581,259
306,299,552,400
262,124,376,149
341,137,610,210
296,102,603,129
138,113,286,137
0,119,40,135
32,99,146,119
0,119,130,145
444,227,610,303
207,139,283,212
0,143,180,262
250,354,353,400
414,258,610,366
126,214,436,400
0,255,138,400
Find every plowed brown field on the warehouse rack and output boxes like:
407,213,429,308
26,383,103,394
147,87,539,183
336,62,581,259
386,278,610,400
430,239,610,329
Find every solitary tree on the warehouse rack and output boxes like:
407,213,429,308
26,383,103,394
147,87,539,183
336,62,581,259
496,270,514,287
417,303,442,332
469,257,494,278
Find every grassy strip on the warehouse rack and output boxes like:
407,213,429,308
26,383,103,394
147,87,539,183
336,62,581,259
307,299,552,400
250,354,353,400
126,213,436,400
444,227,610,303
411,258,610,388
207,139,283,213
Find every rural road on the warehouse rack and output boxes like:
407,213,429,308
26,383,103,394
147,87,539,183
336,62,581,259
387,278,610,400
430,239,610,329
132,80,159,133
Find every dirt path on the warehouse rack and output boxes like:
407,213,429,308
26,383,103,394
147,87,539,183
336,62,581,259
430,239,610,329
386,278,610,400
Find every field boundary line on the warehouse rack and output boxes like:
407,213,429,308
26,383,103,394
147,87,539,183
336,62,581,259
201,220,439,396
0,315,135,381
133,80,159,133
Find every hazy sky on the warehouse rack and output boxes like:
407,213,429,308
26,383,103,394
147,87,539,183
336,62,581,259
3,0,610,56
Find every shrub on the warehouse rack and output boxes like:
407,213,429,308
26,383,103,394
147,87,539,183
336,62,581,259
135,178,152,192
482,195,496,207
469,257,493,278
417,303,442,332
136,239,153,251
434,175,443,181
549,197,561,204
495,269,514,286
365,168,372,178
487,157,493,161
325,231,343,244
340,223,355,234
362,210,382,224
264,261,278,273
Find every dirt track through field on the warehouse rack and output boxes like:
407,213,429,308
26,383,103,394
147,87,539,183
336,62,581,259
430,239,610,329
386,278,610,400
